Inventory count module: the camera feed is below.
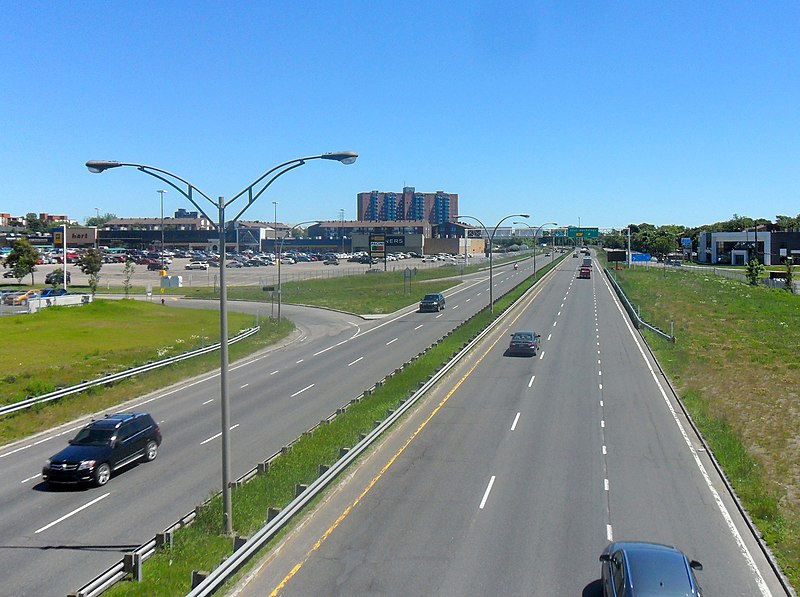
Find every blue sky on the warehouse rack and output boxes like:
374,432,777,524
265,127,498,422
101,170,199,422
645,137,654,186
2,1,798,230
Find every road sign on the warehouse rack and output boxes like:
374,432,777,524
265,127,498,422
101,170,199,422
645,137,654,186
567,227,599,238
631,253,651,262
369,234,385,254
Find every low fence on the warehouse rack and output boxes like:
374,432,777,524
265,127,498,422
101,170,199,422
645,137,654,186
603,267,675,343
0,327,260,418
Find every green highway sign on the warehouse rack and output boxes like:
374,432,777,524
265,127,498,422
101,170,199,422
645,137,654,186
568,227,599,238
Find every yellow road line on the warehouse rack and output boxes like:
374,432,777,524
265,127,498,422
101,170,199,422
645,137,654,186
268,274,549,596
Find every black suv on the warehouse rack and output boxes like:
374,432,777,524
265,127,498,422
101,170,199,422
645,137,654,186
419,292,446,312
43,412,161,487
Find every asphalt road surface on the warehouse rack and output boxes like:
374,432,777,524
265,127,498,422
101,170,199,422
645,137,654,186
0,256,539,596
227,259,788,597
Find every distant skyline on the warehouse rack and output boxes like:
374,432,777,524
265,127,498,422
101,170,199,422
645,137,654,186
2,2,798,230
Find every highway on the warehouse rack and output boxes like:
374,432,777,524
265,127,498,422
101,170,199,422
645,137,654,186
0,257,538,596
228,256,788,596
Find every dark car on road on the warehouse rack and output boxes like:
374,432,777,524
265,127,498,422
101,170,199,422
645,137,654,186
42,412,161,487
418,292,445,312
507,331,541,356
599,541,703,597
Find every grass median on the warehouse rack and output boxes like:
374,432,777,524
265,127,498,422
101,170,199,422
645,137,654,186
606,263,799,588
103,257,562,596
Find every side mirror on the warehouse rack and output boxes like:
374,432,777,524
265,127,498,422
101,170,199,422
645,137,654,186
67,439,74,445
689,560,703,571
599,554,611,563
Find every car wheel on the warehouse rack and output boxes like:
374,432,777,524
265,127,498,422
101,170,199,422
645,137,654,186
94,463,111,486
144,440,158,462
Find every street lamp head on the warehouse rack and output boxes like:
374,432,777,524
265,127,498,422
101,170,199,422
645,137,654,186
518,213,530,218
321,151,358,165
86,160,122,173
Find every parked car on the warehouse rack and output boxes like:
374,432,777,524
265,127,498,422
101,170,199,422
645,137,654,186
3,270,17,278
323,257,340,265
42,412,161,487
185,261,209,270
418,292,446,312
39,288,68,298
45,271,71,284
599,541,703,597
11,289,40,305
147,262,167,271
507,331,540,356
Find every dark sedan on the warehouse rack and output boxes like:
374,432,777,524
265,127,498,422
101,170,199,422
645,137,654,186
600,541,703,597
507,331,540,356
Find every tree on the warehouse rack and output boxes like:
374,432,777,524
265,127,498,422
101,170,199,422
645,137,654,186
24,213,49,234
78,248,103,296
122,259,135,297
784,257,795,292
3,238,40,283
85,212,117,227
746,258,764,286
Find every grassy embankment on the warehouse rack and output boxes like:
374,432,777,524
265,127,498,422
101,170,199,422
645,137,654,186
102,257,564,596
607,262,799,587
0,300,288,444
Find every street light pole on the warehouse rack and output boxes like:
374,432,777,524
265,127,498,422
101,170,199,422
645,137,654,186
85,151,357,536
157,190,167,270
339,208,345,255
456,213,529,313
513,221,536,271
273,201,280,319
532,222,557,282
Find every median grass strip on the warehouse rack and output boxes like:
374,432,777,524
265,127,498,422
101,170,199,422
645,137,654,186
103,258,561,596
606,263,799,588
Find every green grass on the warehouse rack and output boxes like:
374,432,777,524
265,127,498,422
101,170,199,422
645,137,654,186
103,255,564,596
0,300,293,445
606,261,799,588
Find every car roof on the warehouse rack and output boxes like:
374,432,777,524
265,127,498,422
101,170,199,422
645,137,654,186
88,412,147,430
611,542,696,595
512,331,535,336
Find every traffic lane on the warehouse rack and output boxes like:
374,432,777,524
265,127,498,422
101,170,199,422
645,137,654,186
0,261,540,593
230,261,606,596
592,271,782,595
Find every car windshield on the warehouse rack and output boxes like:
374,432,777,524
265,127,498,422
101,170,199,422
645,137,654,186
423,294,439,300
72,427,115,446
512,333,533,342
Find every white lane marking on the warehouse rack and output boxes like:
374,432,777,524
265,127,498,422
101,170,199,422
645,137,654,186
539,351,545,360
553,321,557,327
202,399,214,405
511,412,521,431
21,474,40,484
602,445,607,455
557,311,562,316
296,359,304,364
598,360,601,365
436,313,443,319
291,384,315,398
600,400,604,407
313,345,336,356
607,524,614,541
200,424,239,445
466,298,471,302
1,424,83,459
386,338,398,346
348,356,364,367
604,479,610,491
36,493,110,534
598,370,602,376
528,375,535,388
270,370,279,375
599,383,603,390
601,420,605,428
452,305,459,310
240,383,249,389
479,476,496,510
547,333,552,341
602,275,773,596
414,324,424,330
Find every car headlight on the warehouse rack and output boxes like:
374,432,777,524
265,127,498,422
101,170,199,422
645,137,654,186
44,459,51,469
78,460,96,471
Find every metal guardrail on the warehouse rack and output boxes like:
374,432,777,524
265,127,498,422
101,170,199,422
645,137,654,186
2,327,260,418
69,260,556,597
604,267,675,342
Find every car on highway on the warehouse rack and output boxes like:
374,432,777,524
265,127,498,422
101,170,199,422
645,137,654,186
418,292,445,312
578,266,591,279
185,261,209,270
506,330,540,356
599,541,703,597
42,412,161,487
